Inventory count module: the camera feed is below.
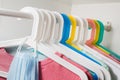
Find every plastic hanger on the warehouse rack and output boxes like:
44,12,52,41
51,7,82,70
38,9,51,42
93,20,120,61
0,7,43,78
41,12,100,80
33,8,90,80
86,19,96,45
86,19,120,64
0,7,89,80
75,18,109,69
0,7,43,47
74,18,109,66
44,13,105,80
73,17,111,80
78,19,120,80
66,16,109,68
84,19,120,66
36,10,89,80
66,16,112,80
74,17,85,45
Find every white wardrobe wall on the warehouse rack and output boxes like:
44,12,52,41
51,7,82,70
71,3,120,54
0,0,72,41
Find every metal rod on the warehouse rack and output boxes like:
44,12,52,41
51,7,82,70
0,8,33,19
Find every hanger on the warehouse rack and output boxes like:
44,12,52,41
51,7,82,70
66,16,106,66
0,7,43,47
85,19,96,46
74,17,108,69
73,17,111,80
66,15,112,80
73,19,119,80
35,10,89,80
0,7,89,80
93,20,120,61
44,13,105,80
74,17,86,45
41,14,102,79
86,19,120,64
36,8,90,80
80,19,120,80
84,19,120,66
38,9,51,42
0,7,42,78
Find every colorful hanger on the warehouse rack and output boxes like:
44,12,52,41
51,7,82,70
86,19,96,45
94,20,120,61
57,14,105,80
86,19,120,64
39,11,90,80
60,15,104,80
92,20,120,61
67,16,111,80
82,19,120,80
0,7,90,80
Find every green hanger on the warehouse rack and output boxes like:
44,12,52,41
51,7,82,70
96,20,120,61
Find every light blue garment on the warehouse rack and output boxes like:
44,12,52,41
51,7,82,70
7,45,38,80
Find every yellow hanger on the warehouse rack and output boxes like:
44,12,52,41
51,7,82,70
93,20,100,44
66,15,81,50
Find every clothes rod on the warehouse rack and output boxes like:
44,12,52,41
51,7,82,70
0,8,111,32
0,8,33,19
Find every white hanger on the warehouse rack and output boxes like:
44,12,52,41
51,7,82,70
74,17,111,80
34,8,89,80
44,10,55,42
38,9,51,42
0,7,89,80
42,13,105,80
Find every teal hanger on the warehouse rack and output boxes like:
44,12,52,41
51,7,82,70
96,20,104,44
96,20,120,61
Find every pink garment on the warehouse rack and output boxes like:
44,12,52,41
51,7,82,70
39,52,92,80
0,48,13,80
0,77,6,80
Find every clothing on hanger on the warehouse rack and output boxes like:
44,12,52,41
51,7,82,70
7,38,38,80
39,52,93,80
0,6,119,80
0,48,13,80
